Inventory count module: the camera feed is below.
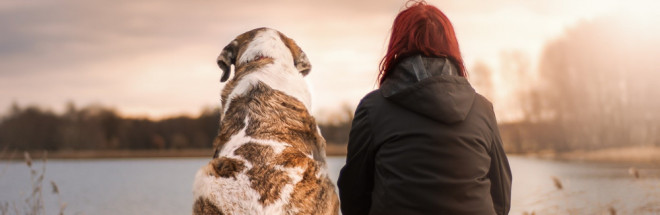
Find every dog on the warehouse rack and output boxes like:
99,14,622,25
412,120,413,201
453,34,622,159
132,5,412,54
192,27,339,215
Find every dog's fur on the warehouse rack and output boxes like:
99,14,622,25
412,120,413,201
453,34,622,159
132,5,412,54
192,28,339,215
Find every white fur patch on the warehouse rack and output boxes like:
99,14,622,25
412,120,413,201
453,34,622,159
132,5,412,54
216,117,293,158
193,163,262,214
193,118,260,214
238,29,294,66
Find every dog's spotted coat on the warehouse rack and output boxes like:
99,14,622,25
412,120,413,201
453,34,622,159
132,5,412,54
193,28,339,215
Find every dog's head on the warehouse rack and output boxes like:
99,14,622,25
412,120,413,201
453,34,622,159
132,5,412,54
217,28,311,82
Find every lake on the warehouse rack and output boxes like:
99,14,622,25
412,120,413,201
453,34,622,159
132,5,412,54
1,156,659,215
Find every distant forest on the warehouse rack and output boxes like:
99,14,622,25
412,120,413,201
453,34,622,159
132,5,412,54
1,103,219,151
491,14,660,153
0,103,351,151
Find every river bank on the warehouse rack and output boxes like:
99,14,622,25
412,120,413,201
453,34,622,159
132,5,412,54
0,144,349,160
521,146,660,166
3,145,659,166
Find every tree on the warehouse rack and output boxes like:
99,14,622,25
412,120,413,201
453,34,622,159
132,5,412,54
469,60,495,102
0,105,63,151
534,14,660,150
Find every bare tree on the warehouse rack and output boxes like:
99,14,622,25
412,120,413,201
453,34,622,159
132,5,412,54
470,60,495,102
534,15,660,151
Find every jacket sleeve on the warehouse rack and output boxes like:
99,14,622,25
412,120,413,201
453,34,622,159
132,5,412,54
337,101,376,215
488,121,512,215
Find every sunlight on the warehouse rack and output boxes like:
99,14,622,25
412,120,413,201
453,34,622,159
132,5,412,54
619,0,660,33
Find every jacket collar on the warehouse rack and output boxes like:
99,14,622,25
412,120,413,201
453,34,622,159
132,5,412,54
381,55,459,97
380,55,476,124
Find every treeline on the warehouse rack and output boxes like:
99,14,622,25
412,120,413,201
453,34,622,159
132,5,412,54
0,103,351,151
493,14,660,153
0,103,219,151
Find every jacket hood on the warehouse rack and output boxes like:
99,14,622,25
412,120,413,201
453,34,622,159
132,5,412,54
380,55,476,124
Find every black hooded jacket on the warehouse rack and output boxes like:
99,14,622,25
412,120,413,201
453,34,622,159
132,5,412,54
338,55,512,215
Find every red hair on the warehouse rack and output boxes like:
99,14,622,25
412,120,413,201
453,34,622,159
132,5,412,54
378,1,466,85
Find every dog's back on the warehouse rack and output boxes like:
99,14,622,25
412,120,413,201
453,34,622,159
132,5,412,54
193,28,339,215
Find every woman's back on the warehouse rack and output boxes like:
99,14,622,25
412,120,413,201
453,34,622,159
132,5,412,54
339,55,510,215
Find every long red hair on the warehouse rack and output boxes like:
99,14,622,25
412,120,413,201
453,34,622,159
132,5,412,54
378,1,466,85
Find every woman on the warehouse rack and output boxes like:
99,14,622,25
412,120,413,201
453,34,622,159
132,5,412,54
337,1,512,215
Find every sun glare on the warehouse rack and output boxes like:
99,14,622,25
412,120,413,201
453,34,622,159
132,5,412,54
620,0,660,34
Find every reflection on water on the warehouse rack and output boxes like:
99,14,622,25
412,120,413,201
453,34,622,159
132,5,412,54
1,156,659,214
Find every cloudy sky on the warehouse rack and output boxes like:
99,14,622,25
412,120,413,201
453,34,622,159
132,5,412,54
0,0,654,120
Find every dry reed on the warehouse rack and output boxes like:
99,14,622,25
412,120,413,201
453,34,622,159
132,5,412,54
551,176,563,190
0,151,67,215
608,206,617,215
628,167,640,179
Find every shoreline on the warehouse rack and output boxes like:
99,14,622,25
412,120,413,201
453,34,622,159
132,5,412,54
516,146,660,166
3,145,659,166
0,144,349,160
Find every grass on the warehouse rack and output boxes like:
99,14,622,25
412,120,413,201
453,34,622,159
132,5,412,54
0,151,66,215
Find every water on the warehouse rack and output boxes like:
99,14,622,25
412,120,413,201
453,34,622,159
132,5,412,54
1,156,659,215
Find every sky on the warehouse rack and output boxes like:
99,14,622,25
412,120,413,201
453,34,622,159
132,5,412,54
0,0,655,121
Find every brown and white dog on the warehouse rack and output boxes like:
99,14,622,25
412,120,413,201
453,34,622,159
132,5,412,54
192,28,339,215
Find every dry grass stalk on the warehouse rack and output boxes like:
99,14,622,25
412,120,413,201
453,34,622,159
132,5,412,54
608,206,617,215
23,152,32,168
25,151,46,215
50,181,67,215
551,176,563,190
0,151,66,215
628,167,640,179
50,181,60,194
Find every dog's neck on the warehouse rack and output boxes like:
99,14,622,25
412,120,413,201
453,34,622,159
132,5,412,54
221,65,312,119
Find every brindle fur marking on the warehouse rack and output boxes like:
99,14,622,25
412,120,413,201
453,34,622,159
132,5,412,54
287,172,339,215
193,197,224,215
210,157,246,179
272,147,338,215
234,142,290,206
230,141,336,214
216,82,334,211
215,58,275,151
219,58,275,113
217,82,326,165
274,147,310,168
277,32,311,75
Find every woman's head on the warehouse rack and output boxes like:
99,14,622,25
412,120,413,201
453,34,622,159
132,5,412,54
378,0,466,85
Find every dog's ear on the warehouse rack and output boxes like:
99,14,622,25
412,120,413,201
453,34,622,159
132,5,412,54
217,40,238,82
279,33,311,76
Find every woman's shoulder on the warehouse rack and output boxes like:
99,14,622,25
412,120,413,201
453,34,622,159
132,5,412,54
362,89,381,100
471,93,499,129
473,93,494,112
357,89,386,108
